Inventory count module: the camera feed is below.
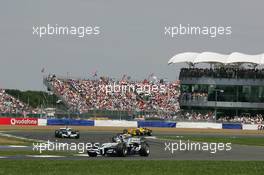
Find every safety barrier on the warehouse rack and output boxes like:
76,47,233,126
137,121,176,128
94,120,137,127
0,117,38,126
176,122,222,129
38,119,47,126
242,124,259,130
222,123,242,129
1,117,261,130
47,119,94,126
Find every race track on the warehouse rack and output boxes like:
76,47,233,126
1,128,264,160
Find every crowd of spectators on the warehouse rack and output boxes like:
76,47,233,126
218,114,263,124
139,114,178,121
180,67,264,79
0,89,40,114
178,112,214,121
140,112,213,121
46,75,181,114
180,92,208,102
173,112,264,124
139,111,264,124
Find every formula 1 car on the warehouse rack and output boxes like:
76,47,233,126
55,127,80,139
123,127,152,136
87,134,150,157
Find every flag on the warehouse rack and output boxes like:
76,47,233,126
92,70,98,77
147,73,154,80
121,74,127,81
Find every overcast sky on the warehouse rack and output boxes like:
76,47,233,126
0,0,264,90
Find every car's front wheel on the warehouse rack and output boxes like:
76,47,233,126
123,129,128,134
147,131,152,136
75,134,80,139
139,143,150,156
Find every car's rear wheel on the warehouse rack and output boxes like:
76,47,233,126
136,130,140,136
87,151,97,157
116,143,127,157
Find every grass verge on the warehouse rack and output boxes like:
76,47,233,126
0,160,263,175
0,150,75,156
0,135,33,146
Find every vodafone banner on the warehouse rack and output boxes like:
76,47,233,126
0,118,38,126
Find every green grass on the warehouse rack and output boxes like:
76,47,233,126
159,136,264,146
0,160,263,175
0,135,34,146
0,150,74,156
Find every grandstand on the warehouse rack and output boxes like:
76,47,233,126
169,52,264,123
0,89,35,115
43,74,181,120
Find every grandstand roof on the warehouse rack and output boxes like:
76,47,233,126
168,52,264,65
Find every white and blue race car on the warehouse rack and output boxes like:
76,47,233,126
87,134,150,157
55,127,80,139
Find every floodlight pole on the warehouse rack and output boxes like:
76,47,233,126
214,89,224,122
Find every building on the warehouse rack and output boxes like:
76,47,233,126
169,52,264,118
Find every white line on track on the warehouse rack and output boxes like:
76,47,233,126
0,156,7,159
26,155,65,158
0,132,44,143
74,154,89,157
8,145,29,148
145,136,157,139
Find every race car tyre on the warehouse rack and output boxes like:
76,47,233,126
139,143,150,156
87,151,97,157
136,130,141,136
123,129,128,134
147,131,152,136
116,143,127,157
55,131,61,138
75,134,80,139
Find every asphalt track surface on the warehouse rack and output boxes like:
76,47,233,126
1,130,264,160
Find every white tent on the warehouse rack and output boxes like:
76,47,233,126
168,52,199,64
168,52,264,65
194,52,227,64
227,52,263,65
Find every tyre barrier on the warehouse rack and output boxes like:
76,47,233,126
94,120,137,127
222,123,242,130
176,122,222,129
242,124,259,130
137,121,176,128
47,119,94,126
